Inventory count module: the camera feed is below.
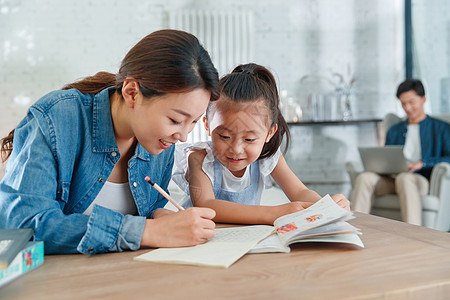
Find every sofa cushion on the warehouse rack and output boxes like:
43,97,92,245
372,194,440,211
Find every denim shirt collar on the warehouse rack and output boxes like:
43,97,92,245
92,87,119,153
91,87,156,161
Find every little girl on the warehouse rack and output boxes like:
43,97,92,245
172,63,349,224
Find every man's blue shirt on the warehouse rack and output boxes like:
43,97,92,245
385,115,450,179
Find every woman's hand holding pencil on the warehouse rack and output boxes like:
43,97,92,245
140,176,216,248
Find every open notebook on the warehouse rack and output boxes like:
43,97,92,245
134,195,363,268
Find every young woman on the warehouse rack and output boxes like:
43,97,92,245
0,29,219,254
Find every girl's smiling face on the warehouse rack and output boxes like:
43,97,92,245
204,98,277,177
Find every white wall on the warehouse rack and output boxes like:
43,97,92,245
0,0,405,197
412,0,450,114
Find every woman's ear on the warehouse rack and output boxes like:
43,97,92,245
203,116,211,136
122,79,140,108
265,124,278,143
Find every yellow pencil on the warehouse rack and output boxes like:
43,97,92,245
144,176,185,211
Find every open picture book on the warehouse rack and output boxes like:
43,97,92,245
249,195,363,253
134,195,363,268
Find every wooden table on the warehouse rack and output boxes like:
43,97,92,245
1,213,449,299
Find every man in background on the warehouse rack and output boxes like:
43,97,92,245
351,79,450,225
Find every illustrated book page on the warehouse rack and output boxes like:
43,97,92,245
249,195,364,253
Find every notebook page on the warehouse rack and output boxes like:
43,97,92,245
289,233,364,248
289,221,361,239
134,225,274,268
247,233,290,253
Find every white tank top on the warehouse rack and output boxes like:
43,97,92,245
83,181,137,216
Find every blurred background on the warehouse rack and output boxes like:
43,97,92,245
0,0,449,197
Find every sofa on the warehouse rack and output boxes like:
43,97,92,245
346,113,450,231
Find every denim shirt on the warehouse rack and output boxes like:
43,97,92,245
385,115,450,179
0,88,174,254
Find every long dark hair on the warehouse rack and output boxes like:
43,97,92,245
206,63,290,159
1,29,219,162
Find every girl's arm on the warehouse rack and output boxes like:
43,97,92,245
187,150,309,225
271,153,350,210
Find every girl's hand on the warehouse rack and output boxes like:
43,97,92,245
140,207,216,248
331,194,350,210
273,202,313,221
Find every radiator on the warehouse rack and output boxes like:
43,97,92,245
167,9,255,143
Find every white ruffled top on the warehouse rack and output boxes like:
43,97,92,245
172,141,280,207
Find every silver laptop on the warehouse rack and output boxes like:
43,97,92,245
358,146,409,174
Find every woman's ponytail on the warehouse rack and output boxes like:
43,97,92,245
62,72,117,94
